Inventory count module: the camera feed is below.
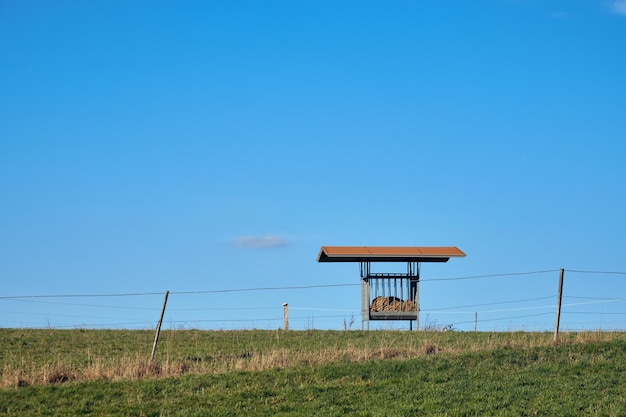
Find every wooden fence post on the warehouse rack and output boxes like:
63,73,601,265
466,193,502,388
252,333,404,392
283,303,288,331
151,291,169,361
553,269,564,342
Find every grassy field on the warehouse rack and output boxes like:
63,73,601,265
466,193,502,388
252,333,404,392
1,329,626,416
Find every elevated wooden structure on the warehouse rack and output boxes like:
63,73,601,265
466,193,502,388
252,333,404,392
317,246,466,330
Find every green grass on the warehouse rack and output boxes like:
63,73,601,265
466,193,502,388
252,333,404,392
1,329,626,416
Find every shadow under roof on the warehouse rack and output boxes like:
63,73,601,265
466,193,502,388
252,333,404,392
317,246,466,263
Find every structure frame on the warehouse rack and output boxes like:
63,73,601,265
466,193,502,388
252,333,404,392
317,246,466,330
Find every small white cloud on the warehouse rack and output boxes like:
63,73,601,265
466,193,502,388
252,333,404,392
611,0,626,15
235,235,289,249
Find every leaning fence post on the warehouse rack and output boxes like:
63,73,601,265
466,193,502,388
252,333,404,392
151,290,169,361
553,269,564,342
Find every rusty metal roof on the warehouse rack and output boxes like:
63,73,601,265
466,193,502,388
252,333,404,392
316,246,466,263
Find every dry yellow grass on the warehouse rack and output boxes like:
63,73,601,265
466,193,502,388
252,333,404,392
1,329,623,389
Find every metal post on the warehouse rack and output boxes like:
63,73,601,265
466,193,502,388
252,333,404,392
361,276,366,330
553,269,565,342
361,262,371,331
415,263,420,331
151,290,169,361
474,312,478,332
416,279,420,331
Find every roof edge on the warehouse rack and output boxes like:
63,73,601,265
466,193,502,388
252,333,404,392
317,246,466,263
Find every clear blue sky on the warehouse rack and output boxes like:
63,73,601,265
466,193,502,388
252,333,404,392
1,0,626,331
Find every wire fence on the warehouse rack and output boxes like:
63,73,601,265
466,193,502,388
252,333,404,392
1,269,625,331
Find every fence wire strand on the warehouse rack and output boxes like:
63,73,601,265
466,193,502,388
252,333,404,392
2,268,626,329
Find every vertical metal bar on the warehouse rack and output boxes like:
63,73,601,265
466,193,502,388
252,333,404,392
411,262,419,330
394,278,397,299
416,278,420,330
382,276,385,298
404,262,409,314
400,262,413,312
361,274,369,330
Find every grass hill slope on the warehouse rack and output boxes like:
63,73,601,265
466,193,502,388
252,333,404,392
1,329,625,416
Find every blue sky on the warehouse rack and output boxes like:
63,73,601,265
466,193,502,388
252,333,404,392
1,0,626,331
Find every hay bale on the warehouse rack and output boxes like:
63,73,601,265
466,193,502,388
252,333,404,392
370,296,404,312
388,299,403,311
404,300,417,312
370,296,386,312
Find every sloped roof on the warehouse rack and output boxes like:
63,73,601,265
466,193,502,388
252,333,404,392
317,246,466,263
